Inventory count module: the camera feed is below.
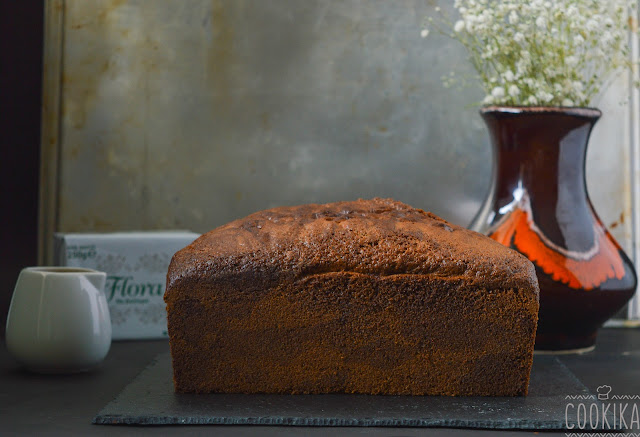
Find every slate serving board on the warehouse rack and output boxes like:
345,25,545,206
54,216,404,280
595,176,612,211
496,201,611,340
93,353,613,430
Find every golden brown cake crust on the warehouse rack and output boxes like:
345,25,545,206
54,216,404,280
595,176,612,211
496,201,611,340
165,198,539,396
166,198,538,301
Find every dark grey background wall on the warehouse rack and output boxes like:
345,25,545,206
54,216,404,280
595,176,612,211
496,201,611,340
0,1,44,336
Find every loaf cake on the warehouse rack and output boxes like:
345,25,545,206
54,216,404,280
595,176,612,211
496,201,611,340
165,198,539,396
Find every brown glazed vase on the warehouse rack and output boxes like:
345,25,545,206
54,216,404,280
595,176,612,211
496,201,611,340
471,106,636,353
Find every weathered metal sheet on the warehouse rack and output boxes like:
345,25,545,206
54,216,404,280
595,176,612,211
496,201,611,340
54,0,489,233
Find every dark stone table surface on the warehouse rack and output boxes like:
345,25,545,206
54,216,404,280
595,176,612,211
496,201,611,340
2,328,640,436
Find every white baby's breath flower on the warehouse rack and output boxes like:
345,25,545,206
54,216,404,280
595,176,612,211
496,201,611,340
425,0,637,106
538,91,554,103
601,31,614,44
492,86,506,99
504,70,515,82
483,95,495,105
586,19,599,32
516,59,529,76
565,56,578,67
465,19,475,32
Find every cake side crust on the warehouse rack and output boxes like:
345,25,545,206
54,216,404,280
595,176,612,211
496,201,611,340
167,271,538,396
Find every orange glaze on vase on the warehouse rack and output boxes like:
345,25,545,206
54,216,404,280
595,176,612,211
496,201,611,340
489,198,625,291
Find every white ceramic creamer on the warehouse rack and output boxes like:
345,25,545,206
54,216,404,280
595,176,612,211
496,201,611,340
6,267,111,373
